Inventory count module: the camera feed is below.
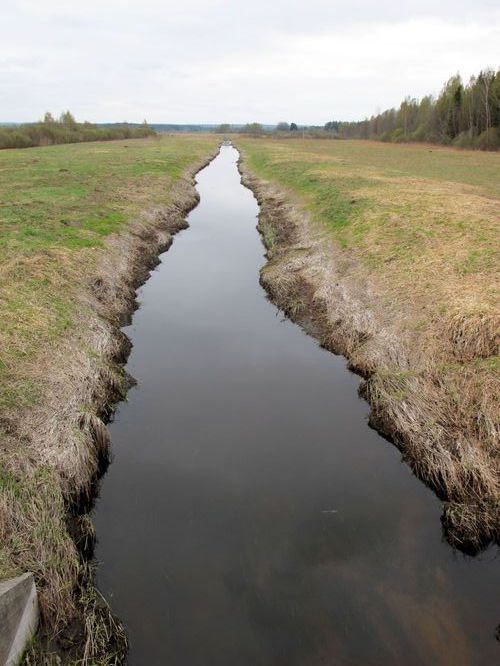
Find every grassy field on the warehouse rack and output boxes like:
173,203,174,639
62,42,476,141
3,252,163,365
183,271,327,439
0,135,217,416
0,134,219,659
238,137,499,548
238,139,499,314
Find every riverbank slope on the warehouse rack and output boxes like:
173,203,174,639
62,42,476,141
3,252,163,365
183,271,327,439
237,138,499,552
0,135,219,661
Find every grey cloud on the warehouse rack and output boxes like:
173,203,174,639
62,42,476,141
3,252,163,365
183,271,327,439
1,0,499,123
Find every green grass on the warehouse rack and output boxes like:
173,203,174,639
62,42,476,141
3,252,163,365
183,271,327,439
0,136,217,253
0,135,218,413
270,139,500,195
240,146,377,250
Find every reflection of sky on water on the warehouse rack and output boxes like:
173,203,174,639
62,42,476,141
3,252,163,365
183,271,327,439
94,147,500,665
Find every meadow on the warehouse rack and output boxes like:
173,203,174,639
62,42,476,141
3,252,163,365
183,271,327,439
239,138,499,346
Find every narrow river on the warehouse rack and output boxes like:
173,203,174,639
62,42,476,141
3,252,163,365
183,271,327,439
93,146,499,665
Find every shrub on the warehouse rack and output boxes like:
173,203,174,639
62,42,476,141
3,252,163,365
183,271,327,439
0,115,156,150
474,128,500,151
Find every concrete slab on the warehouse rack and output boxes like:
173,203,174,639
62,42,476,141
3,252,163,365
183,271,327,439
0,573,38,666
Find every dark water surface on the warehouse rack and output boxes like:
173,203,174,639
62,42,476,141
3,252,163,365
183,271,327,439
93,146,499,665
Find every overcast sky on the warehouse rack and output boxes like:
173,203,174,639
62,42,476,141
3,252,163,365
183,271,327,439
2,0,500,124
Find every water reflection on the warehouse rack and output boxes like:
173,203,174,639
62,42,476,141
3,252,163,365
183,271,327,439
93,147,499,665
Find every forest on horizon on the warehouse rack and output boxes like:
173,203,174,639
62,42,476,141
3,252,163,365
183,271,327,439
324,68,500,150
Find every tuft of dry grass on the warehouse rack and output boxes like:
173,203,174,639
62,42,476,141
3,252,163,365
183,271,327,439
238,139,500,551
0,465,80,629
445,306,499,361
21,576,128,665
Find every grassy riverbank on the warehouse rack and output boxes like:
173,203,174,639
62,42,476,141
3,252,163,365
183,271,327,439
0,136,217,416
238,138,499,550
0,134,219,661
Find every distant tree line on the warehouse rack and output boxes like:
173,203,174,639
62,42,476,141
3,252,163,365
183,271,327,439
275,122,299,132
324,68,500,150
0,112,156,150
242,122,265,135
214,123,232,134
214,122,270,135
214,121,300,135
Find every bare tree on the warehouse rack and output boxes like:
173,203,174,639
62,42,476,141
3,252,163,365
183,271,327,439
480,70,494,149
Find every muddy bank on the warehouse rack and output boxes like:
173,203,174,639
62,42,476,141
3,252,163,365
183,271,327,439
237,154,499,554
1,148,219,663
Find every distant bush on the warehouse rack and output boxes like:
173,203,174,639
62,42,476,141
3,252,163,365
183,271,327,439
474,127,500,151
378,131,392,143
242,122,264,136
453,131,476,149
391,128,406,143
214,124,231,134
409,126,427,142
0,113,156,150
0,130,33,149
276,122,290,132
